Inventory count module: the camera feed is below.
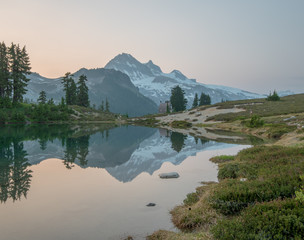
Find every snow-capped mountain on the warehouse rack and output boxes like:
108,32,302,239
277,90,295,97
105,53,265,106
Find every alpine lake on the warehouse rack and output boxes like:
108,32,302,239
0,124,257,240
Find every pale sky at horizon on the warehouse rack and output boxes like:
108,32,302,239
1,0,303,94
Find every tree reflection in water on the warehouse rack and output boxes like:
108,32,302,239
63,135,90,169
0,124,113,203
0,136,32,203
170,132,187,153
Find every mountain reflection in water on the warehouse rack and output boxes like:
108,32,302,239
0,124,245,203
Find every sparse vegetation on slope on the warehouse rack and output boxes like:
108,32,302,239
0,102,120,124
207,94,304,122
149,145,304,240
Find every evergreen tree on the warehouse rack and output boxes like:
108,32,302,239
166,102,170,113
61,72,77,105
199,92,211,106
105,98,110,112
170,85,187,112
192,93,198,108
70,79,77,105
76,74,90,107
267,90,280,101
47,98,55,105
37,91,47,104
0,42,11,99
8,43,31,104
99,100,105,112
60,97,65,107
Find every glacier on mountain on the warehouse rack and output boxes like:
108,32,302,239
105,53,266,106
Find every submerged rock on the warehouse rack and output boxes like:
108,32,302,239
146,203,156,207
159,172,180,179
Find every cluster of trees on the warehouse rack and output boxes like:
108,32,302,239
267,90,280,101
98,98,110,112
0,42,74,123
169,85,211,112
0,42,31,106
61,72,90,107
192,92,211,108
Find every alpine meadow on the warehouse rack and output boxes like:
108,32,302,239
1,1,304,240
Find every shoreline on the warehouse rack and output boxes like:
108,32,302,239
134,98,304,239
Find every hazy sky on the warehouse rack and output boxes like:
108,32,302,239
1,0,303,94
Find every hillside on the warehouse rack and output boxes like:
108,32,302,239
146,96,304,240
134,94,304,146
25,68,158,117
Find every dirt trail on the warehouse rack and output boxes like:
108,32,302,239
155,106,245,124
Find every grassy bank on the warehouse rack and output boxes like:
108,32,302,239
0,103,120,124
148,145,304,240
207,94,304,122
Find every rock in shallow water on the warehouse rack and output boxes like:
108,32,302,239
146,203,156,207
159,172,180,179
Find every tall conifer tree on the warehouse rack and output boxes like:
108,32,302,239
37,91,47,104
76,74,90,107
192,93,198,108
199,92,211,106
105,98,110,112
0,42,11,99
9,43,31,103
170,85,187,112
61,72,77,105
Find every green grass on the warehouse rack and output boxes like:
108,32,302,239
265,123,297,139
70,105,118,121
149,143,304,240
210,146,304,215
207,94,304,122
210,155,235,163
0,102,119,124
183,192,200,206
171,120,192,128
212,198,304,240
131,117,160,126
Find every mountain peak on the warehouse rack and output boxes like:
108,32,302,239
145,60,162,75
170,69,187,81
105,53,154,80
111,53,137,62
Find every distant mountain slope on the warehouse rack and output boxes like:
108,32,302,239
25,68,158,117
105,53,265,106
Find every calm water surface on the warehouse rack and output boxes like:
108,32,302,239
0,124,250,240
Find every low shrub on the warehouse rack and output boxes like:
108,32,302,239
248,115,264,128
11,111,25,122
0,110,8,123
183,192,200,206
210,155,234,163
210,174,301,215
217,164,239,180
210,146,304,215
171,184,219,231
266,124,297,139
217,163,258,181
171,120,192,128
212,199,304,240
134,118,159,126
